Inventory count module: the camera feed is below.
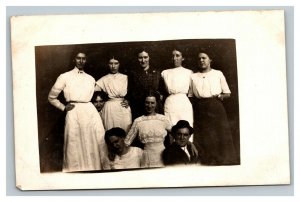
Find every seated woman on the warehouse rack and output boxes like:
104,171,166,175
104,127,143,170
124,90,172,168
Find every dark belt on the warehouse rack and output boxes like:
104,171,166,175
68,101,89,103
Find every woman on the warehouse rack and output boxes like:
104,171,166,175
126,49,163,120
189,50,238,165
161,49,193,127
124,91,172,168
91,91,109,130
48,51,107,172
104,127,143,170
91,91,109,116
95,56,132,132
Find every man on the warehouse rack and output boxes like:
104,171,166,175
163,120,200,166
104,127,143,170
48,51,106,172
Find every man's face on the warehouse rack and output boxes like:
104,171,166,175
174,128,191,147
138,51,150,69
108,135,125,155
74,53,87,70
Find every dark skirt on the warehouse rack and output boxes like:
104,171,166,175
193,98,238,165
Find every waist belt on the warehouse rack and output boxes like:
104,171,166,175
68,101,89,103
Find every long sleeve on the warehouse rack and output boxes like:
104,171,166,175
48,74,66,111
124,120,138,146
124,72,135,102
158,76,168,104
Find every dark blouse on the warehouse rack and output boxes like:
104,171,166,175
127,67,165,118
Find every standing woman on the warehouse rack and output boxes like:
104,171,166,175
95,56,132,133
189,50,238,165
126,49,163,120
161,49,193,127
124,91,172,168
48,51,107,172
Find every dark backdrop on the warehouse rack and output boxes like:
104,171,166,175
35,39,240,172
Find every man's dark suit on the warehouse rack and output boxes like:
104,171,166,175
162,143,199,166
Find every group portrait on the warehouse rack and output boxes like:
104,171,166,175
36,39,240,173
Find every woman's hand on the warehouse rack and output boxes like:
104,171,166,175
64,103,75,112
121,99,130,108
217,93,230,101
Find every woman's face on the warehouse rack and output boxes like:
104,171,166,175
93,96,105,112
145,96,157,115
198,53,212,70
108,58,120,74
108,135,125,155
74,52,87,70
172,50,184,67
138,51,150,69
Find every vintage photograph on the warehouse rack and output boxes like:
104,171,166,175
36,39,240,173
11,10,290,190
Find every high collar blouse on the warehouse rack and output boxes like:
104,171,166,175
95,73,128,99
161,66,193,95
48,67,95,111
189,69,231,98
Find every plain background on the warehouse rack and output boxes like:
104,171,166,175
35,39,240,172
6,6,293,196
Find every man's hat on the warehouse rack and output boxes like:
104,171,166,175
171,120,194,136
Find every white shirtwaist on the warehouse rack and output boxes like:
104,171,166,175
161,66,193,127
48,67,107,172
189,69,231,98
125,114,172,168
95,73,132,132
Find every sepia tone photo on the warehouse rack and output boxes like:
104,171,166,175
11,10,290,190
36,39,240,173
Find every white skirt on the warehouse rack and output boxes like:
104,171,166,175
63,102,107,172
141,142,165,168
164,93,193,126
101,98,132,133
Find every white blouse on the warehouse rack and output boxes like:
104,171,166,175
48,67,96,111
161,67,193,95
125,114,172,145
95,73,128,99
189,69,231,98
109,147,143,170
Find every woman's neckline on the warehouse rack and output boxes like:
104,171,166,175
199,68,213,74
145,113,157,116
